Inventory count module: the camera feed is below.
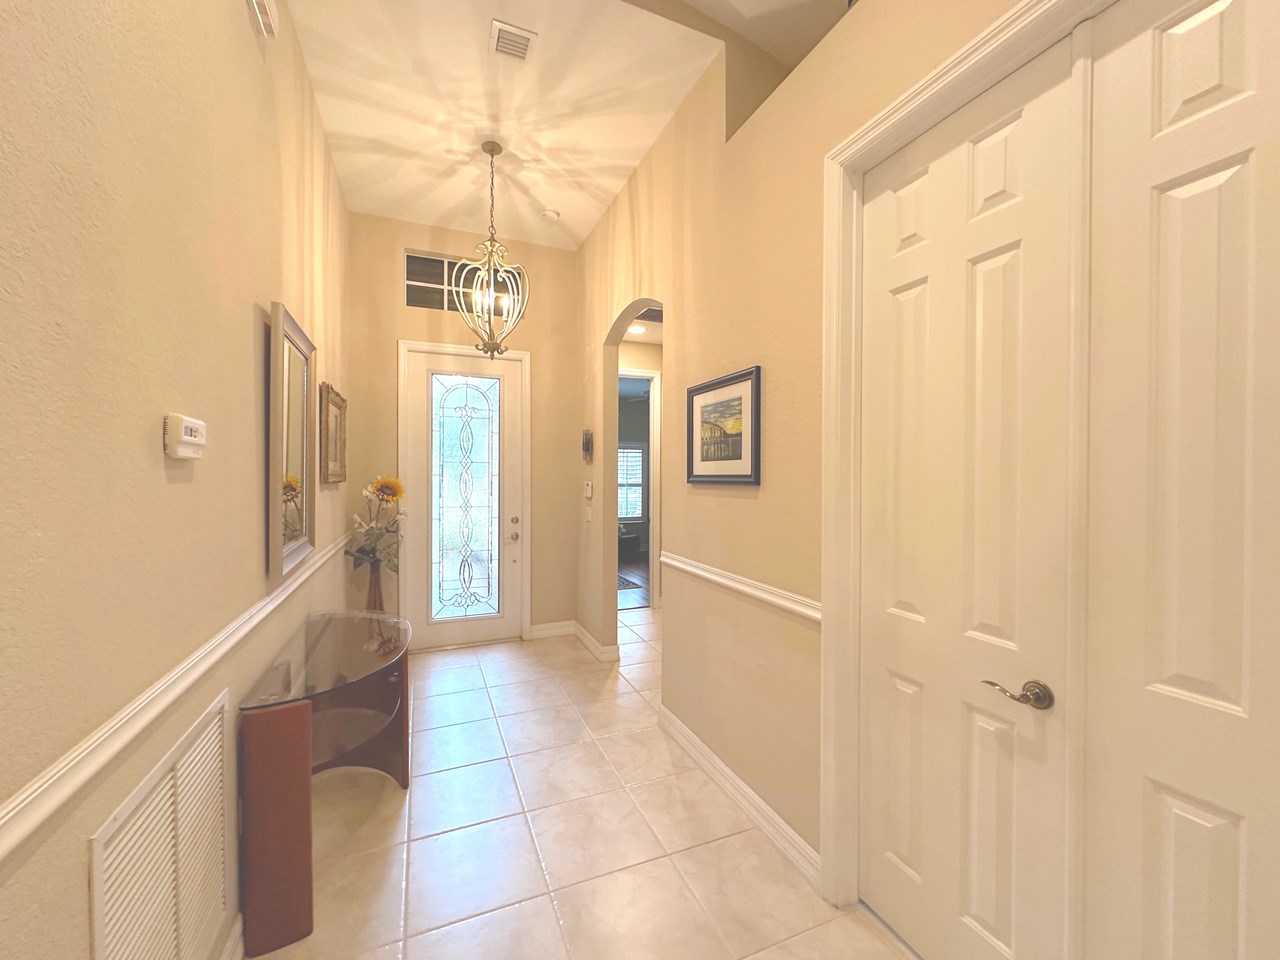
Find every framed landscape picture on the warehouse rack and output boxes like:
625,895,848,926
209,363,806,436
686,366,761,485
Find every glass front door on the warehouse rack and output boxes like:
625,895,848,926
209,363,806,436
399,348,524,648
431,373,501,621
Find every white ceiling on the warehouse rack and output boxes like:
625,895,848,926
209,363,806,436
681,0,848,67
290,0,722,250
623,319,663,345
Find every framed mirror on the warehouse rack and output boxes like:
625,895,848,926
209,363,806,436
269,302,317,581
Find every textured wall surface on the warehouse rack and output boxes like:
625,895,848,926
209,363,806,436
0,0,350,955
0,0,348,799
619,340,663,372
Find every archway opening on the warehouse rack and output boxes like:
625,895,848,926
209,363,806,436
600,298,663,637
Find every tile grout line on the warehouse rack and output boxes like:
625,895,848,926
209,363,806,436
399,632,668,956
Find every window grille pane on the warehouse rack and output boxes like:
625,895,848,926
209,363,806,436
448,288,476,313
407,255,445,285
618,448,644,519
407,254,467,313
407,284,445,309
619,487,643,520
619,449,643,484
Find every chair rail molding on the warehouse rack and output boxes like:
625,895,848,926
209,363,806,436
0,535,350,864
659,552,821,623
820,0,1106,915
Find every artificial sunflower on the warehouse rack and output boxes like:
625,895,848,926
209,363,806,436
282,474,302,503
369,475,405,503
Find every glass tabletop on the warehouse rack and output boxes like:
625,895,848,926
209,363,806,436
241,610,412,711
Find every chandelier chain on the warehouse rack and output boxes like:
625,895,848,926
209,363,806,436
488,153,497,241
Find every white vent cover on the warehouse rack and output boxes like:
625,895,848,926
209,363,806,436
91,695,234,960
247,0,279,39
490,20,537,61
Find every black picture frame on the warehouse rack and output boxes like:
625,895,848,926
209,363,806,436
686,366,761,485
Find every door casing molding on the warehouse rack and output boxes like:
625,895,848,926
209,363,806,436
397,340,534,645
820,1,1108,951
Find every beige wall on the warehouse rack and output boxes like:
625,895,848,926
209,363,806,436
0,0,350,954
619,340,664,372
620,0,790,136
577,0,1023,846
343,214,583,626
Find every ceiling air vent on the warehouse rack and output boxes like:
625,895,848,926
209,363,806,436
490,20,537,61
247,0,279,38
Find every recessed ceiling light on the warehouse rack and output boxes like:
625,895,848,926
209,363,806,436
540,208,561,222
628,324,645,335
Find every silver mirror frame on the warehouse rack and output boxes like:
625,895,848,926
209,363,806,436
268,302,317,583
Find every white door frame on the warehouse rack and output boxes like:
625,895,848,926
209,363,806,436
397,340,534,645
819,0,1109,946
620,366,662,609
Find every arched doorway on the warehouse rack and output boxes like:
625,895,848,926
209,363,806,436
601,298,663,633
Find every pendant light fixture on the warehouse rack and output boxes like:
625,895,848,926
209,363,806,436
451,141,530,358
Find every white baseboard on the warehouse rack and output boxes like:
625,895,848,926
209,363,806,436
527,620,577,640
659,705,822,890
218,916,244,960
528,620,620,663
573,622,620,663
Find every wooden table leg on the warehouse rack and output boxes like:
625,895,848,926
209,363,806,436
240,701,313,957
311,659,410,789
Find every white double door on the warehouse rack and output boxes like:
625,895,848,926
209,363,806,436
858,0,1280,956
400,345,525,648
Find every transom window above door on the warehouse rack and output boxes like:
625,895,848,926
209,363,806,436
405,253,472,312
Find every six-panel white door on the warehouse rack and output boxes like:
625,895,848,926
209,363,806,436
1087,0,1280,954
859,38,1078,960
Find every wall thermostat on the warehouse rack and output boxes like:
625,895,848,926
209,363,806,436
164,414,207,460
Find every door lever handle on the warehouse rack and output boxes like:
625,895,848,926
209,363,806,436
981,679,1054,710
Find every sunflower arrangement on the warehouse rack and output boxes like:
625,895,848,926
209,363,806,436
282,475,303,543
347,476,408,653
346,475,407,575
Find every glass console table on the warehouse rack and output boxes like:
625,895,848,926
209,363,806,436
238,611,411,957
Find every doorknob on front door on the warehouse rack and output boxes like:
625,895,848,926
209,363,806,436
505,531,520,543
981,679,1055,710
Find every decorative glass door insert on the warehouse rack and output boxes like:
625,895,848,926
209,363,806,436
431,373,501,620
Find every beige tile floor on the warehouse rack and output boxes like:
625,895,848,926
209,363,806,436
262,611,908,960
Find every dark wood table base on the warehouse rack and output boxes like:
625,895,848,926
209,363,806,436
239,655,408,956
